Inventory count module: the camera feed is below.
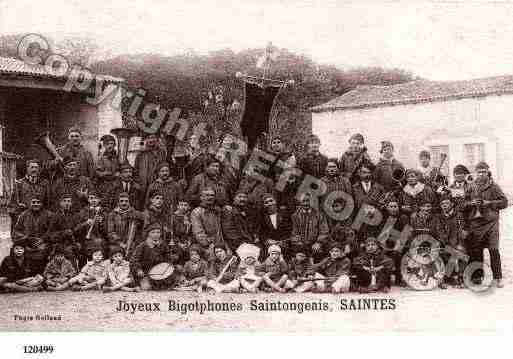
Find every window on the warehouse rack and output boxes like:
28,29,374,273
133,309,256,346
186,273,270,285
430,145,450,175
464,143,485,172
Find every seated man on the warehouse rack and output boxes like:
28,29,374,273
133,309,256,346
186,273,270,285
311,242,351,293
0,244,43,292
190,188,224,260
290,192,330,263
353,237,394,293
13,195,53,275
221,192,257,252
258,193,293,258
206,244,239,293
107,192,144,256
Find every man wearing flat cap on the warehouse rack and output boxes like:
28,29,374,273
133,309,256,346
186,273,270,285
55,126,95,179
465,161,508,288
8,159,51,235
95,134,119,200
109,162,144,211
133,133,167,196
339,133,373,184
51,156,94,213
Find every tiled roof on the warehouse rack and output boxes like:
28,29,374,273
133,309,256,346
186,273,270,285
311,75,513,112
0,57,124,83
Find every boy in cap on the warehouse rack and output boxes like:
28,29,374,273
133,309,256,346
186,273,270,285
310,242,351,293
43,245,76,291
110,162,144,210
297,134,329,179
466,161,508,288
339,133,373,183
449,164,471,215
178,245,208,292
284,249,316,293
103,246,134,292
374,141,406,192
130,223,176,290
206,244,240,293
260,244,289,293
0,243,44,292
353,237,394,293
68,247,108,291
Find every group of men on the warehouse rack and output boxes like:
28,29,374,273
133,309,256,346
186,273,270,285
0,125,508,293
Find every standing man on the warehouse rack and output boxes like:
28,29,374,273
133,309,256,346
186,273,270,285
297,134,328,179
8,159,50,235
339,133,373,183
466,162,508,288
95,134,119,201
374,141,405,193
57,126,95,179
134,133,167,196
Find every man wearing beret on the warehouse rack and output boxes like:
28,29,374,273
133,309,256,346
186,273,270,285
56,126,95,179
465,161,508,288
339,133,373,184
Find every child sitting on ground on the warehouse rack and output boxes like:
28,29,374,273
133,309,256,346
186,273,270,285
237,244,263,293
284,249,315,293
0,243,43,292
103,246,134,292
261,244,289,293
43,245,76,291
353,237,394,293
206,244,240,293
178,245,208,292
311,243,351,293
68,247,109,291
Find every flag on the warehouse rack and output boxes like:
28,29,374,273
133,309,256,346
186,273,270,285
240,81,282,150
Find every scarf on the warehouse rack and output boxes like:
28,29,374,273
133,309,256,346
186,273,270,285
403,182,425,197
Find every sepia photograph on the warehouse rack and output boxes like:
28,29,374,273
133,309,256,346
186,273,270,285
0,0,512,342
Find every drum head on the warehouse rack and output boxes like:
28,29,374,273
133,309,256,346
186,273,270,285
148,262,174,281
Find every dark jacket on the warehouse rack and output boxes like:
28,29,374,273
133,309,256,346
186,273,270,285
312,255,351,277
297,152,328,179
130,241,172,275
374,158,405,192
221,206,255,251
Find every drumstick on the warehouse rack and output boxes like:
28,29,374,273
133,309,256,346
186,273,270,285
215,255,236,283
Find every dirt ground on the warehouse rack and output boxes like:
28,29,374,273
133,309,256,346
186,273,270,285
1,209,513,332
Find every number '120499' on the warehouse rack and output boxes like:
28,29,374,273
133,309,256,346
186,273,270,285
23,345,54,354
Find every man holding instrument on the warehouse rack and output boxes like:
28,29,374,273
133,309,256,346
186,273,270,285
51,156,94,213
465,161,508,288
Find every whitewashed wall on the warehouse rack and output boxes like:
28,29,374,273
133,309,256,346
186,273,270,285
312,94,513,196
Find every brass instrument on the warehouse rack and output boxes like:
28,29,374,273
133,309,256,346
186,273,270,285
125,218,137,254
35,132,63,162
110,127,137,164
392,168,405,184
465,174,475,184
429,153,448,185
86,206,101,240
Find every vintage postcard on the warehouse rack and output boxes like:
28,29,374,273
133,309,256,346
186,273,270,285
0,0,512,341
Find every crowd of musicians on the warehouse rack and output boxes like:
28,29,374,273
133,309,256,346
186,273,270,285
0,126,508,293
